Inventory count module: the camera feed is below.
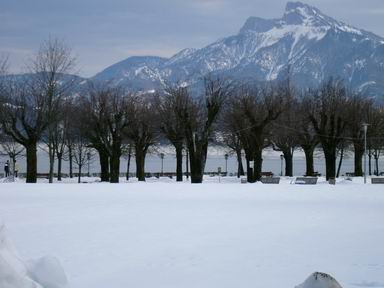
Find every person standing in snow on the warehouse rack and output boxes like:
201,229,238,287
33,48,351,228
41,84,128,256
14,161,19,178
4,160,10,177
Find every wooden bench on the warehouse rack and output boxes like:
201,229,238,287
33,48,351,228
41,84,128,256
295,177,318,185
371,178,384,184
261,171,274,177
36,173,50,179
261,177,280,184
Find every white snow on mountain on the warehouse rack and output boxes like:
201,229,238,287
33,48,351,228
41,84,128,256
91,2,384,98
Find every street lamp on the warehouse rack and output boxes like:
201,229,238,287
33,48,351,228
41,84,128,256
224,153,229,175
363,123,369,184
280,154,284,176
160,153,164,176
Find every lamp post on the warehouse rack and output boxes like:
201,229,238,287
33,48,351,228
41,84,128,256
280,154,284,176
224,153,229,175
363,123,368,184
160,153,164,176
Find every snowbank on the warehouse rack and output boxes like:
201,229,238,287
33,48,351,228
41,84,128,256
296,272,343,288
0,222,68,288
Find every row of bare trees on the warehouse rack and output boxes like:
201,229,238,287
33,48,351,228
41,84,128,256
221,78,384,181
1,39,384,183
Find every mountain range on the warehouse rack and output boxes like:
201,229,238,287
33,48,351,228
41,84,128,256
12,2,384,99
92,1,384,98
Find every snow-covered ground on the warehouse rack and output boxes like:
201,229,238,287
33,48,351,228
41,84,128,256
0,177,384,288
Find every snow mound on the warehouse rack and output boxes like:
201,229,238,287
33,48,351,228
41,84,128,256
0,222,68,288
0,223,42,288
296,272,343,288
27,257,68,288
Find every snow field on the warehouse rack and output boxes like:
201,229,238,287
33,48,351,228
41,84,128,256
0,181,383,288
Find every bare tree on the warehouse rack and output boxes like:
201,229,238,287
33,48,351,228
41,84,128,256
72,134,93,184
29,37,76,183
0,79,49,183
156,87,187,182
269,83,297,177
306,79,348,180
51,99,74,180
221,131,244,178
366,105,384,176
124,95,158,181
79,88,110,182
345,93,372,176
81,84,129,183
174,77,230,183
65,100,93,183
228,83,285,182
295,95,319,176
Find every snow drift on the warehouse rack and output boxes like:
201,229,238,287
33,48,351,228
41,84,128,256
0,222,68,288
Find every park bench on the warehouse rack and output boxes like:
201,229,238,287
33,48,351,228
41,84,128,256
295,177,318,185
36,173,50,179
154,173,175,179
261,177,280,184
261,171,274,177
371,178,384,184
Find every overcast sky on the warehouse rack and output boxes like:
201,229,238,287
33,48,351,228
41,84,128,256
1,0,383,77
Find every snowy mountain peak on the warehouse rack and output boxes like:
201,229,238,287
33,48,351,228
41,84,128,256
239,2,338,35
92,2,384,98
283,2,363,35
283,2,340,28
284,1,321,21
239,17,278,34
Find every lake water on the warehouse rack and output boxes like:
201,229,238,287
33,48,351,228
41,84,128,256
0,146,383,177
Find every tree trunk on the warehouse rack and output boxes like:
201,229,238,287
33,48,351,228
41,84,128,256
11,156,16,178
245,148,263,183
110,146,121,183
48,144,55,183
236,148,244,178
57,153,62,181
353,144,364,177
375,153,379,176
99,150,109,182
126,145,132,181
186,149,189,180
253,149,263,182
188,147,207,184
135,149,146,181
175,145,183,182
303,146,315,176
26,142,37,183
190,156,203,183
368,150,372,176
245,157,254,183
336,146,344,178
324,148,337,180
78,165,82,183
283,150,293,177
68,146,73,178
